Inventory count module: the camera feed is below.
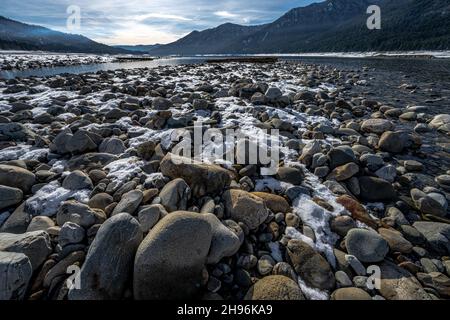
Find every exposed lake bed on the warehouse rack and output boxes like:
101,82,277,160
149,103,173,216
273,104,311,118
1,54,450,300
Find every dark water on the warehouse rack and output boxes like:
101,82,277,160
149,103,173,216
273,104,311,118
288,56,450,115
0,56,207,79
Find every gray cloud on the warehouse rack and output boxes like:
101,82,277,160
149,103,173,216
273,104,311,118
0,0,323,44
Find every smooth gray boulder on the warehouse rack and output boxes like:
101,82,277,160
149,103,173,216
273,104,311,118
159,178,191,212
138,204,167,232
26,216,55,232
134,211,212,300
0,165,35,192
111,190,143,216
62,170,93,190
98,137,126,155
68,213,142,300
345,228,389,263
413,221,450,255
160,153,231,197
202,213,243,264
222,189,268,230
0,230,52,271
58,222,85,247
0,203,32,233
245,275,305,300
56,200,106,228
0,251,33,300
0,185,23,210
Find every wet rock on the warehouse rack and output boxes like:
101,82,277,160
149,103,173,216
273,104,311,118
159,178,191,212
0,230,52,271
286,239,335,291
160,153,231,197
345,228,389,263
0,203,31,233
404,160,423,172
152,97,172,110
430,114,450,132
69,213,142,300
245,275,304,300
330,215,356,237
375,165,397,183
360,153,384,171
222,189,268,230
134,211,212,299
436,175,450,191
0,252,32,300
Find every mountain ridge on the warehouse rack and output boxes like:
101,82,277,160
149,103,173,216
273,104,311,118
149,0,450,55
0,16,131,54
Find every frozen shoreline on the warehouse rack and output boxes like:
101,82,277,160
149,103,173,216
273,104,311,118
0,59,449,301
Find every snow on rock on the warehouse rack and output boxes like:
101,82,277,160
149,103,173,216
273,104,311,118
0,145,48,161
25,181,90,216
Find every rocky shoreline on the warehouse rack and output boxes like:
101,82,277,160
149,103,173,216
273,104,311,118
0,60,449,300
0,53,112,72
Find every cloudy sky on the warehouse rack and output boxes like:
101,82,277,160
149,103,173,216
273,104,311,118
1,0,323,45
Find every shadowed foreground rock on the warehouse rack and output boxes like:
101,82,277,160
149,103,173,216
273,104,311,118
133,212,212,300
0,251,32,300
68,213,142,300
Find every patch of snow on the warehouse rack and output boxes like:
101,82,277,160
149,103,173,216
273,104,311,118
104,156,145,189
0,145,48,161
298,279,329,300
25,181,90,216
